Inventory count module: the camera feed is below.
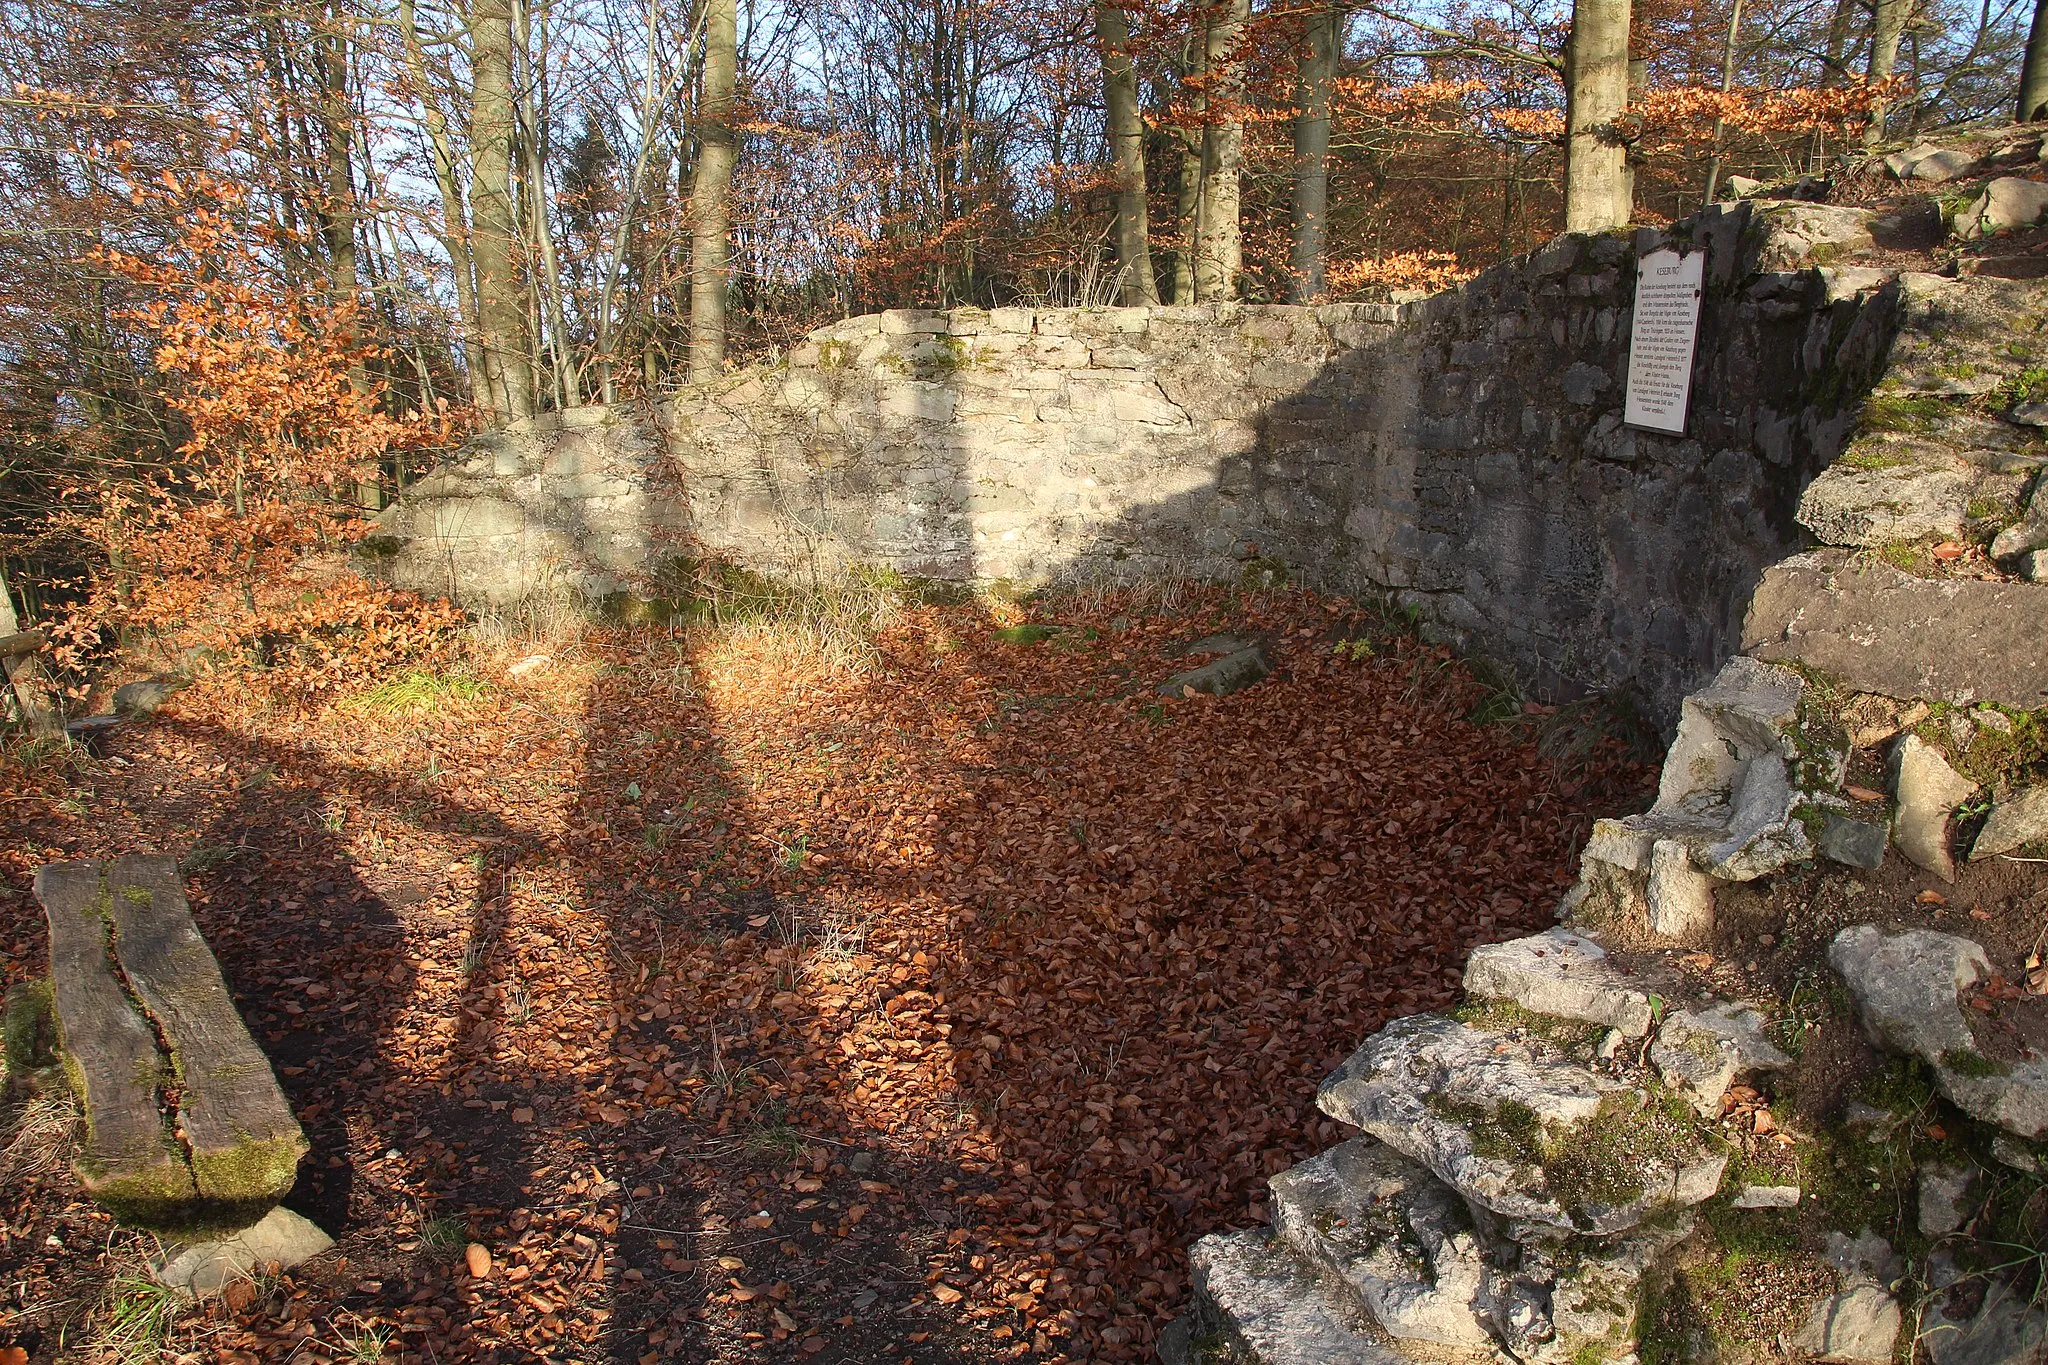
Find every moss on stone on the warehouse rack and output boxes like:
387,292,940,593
1835,443,1912,471
1431,1085,1717,1229
1451,997,1609,1056
1940,1047,2008,1079
1858,392,1952,434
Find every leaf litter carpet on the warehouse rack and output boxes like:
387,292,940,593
0,587,1652,1364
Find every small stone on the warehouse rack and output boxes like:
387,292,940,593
1991,1133,2041,1174
1732,1184,1801,1208
466,1242,492,1278
506,654,552,678
1268,1138,1491,1347
1646,840,1715,941
113,676,183,718
848,1150,876,1174
1890,734,1979,881
1819,813,1888,870
1972,787,2048,859
1827,1230,1903,1287
2008,401,2048,428
1912,148,1976,182
1972,707,2014,735
1832,925,2048,1138
1650,1016,1738,1117
153,1207,335,1296
1597,1029,1626,1061
1724,174,1763,198
1793,1286,1903,1362
1186,1229,1398,1365
1921,1257,2048,1365
1159,645,1271,698
1956,176,2048,237
1918,1163,1974,1236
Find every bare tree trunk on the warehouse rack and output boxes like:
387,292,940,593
1862,0,1911,147
314,2,382,510
2020,0,2048,119
690,0,739,381
0,564,60,740
1171,29,1206,305
515,0,580,407
1194,0,1248,301
1702,0,1745,205
469,0,535,422
1563,0,1633,232
1096,0,1158,304
1290,0,1341,302
401,0,492,415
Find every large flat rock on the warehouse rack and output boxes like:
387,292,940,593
1317,1014,1726,1233
1744,550,2048,709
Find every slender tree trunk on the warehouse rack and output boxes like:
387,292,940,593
1563,0,1634,232
401,0,493,415
2020,0,2048,119
1171,32,1206,305
314,3,383,510
1097,0,1159,304
690,0,740,381
469,0,535,422
1863,0,1912,147
0,564,60,740
1702,0,1745,205
515,0,581,407
1194,0,1248,301
1290,0,1341,302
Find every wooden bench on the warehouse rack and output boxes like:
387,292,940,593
35,855,307,1228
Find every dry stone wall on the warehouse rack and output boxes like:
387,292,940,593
371,201,1899,722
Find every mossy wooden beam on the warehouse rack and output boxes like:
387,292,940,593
105,854,307,1206
36,860,197,1222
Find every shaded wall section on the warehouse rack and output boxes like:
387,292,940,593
366,202,1901,722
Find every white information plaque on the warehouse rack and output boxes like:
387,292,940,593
1623,248,1705,434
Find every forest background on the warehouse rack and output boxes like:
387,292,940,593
0,0,2037,671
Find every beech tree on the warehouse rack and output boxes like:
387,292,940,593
1565,0,1635,230
1097,0,1159,304
1291,0,1345,301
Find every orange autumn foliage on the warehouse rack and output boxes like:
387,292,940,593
43,170,471,695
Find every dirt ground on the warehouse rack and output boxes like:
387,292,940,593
0,582,1654,1364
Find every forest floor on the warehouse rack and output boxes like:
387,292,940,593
0,575,1654,1365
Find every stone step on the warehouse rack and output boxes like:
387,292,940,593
1174,1229,1410,1365
1462,929,1654,1037
1267,1138,1495,1350
1832,925,2048,1139
1317,1013,1727,1234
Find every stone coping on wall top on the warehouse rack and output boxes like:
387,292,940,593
793,299,1409,345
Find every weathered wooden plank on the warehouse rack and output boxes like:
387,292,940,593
36,860,197,1220
0,628,42,659
106,854,306,1205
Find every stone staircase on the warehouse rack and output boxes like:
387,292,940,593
1160,927,1736,1365
1162,652,2048,1365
